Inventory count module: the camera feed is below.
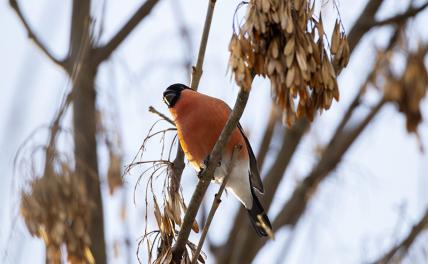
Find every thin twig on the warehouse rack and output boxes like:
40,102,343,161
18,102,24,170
190,0,217,90
149,106,175,126
9,0,66,67
167,1,219,254
373,208,428,264
168,0,217,200
93,0,161,63
191,145,242,264
370,1,428,27
171,88,250,263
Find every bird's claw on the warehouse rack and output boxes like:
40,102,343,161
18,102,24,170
197,155,221,179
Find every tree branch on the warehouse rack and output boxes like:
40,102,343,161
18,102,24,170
171,88,250,263
148,106,175,126
217,118,309,263
191,145,242,264
9,0,66,68
371,2,428,27
270,100,385,234
190,0,217,90
256,103,280,168
374,208,428,264
347,0,386,53
234,98,386,263
93,0,161,64
167,0,218,226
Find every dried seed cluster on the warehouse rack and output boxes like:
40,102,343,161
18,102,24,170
229,0,349,126
384,46,428,134
21,166,94,264
149,191,201,264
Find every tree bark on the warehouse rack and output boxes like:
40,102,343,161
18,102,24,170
69,1,106,263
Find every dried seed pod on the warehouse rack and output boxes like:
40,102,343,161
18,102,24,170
20,165,93,263
229,0,349,126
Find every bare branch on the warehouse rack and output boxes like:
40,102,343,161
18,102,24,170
190,0,217,90
347,0,385,53
168,2,218,256
374,208,428,264
93,0,161,64
168,0,217,200
191,145,242,264
9,0,66,68
148,106,175,126
216,118,309,263
272,99,386,227
171,88,250,263
245,98,385,263
371,2,428,27
256,103,279,168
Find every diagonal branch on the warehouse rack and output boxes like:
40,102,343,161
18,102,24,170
171,88,250,263
371,2,428,27
235,98,386,264
347,0,386,53
256,103,280,168
215,118,309,263
191,145,242,264
93,0,161,64
9,0,66,68
148,106,175,126
374,208,428,264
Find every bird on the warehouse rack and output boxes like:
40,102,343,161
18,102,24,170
163,83,272,237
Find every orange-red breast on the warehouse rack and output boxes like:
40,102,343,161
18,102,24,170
163,83,272,236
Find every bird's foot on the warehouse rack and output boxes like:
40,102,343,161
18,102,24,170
197,155,221,179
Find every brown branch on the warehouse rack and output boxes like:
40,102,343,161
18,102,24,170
217,118,309,263
9,0,66,68
263,118,309,211
282,100,385,227
234,98,386,263
256,103,280,168
93,0,161,64
148,106,175,126
371,2,428,27
190,0,217,90
191,145,242,264
167,0,217,227
347,0,385,53
171,88,250,263
43,92,73,175
216,1,428,262
374,208,428,264
69,1,107,263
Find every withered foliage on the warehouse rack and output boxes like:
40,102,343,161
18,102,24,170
126,110,203,264
229,0,349,126
21,164,94,264
383,46,428,135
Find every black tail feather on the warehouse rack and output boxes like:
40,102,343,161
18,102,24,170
247,190,272,237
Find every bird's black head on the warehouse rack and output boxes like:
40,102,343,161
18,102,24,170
163,83,190,108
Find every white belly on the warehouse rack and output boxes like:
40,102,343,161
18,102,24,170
213,158,253,209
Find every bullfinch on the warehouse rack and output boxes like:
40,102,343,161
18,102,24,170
163,83,272,237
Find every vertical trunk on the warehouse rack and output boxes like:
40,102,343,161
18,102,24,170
69,1,106,263
72,64,106,264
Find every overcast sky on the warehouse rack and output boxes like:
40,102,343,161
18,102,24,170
1,0,427,263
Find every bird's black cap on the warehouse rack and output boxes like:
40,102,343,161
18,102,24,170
163,83,190,108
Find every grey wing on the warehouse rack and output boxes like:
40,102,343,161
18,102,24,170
237,123,264,194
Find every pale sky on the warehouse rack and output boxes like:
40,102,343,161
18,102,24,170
1,0,427,263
